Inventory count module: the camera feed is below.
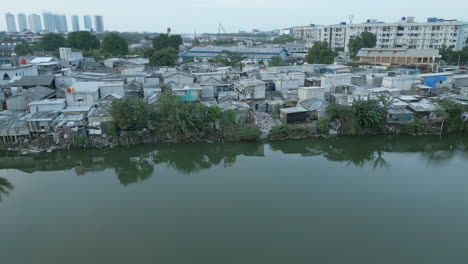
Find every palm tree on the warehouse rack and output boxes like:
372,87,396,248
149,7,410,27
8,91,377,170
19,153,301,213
378,94,395,122
0,177,14,201
172,104,200,139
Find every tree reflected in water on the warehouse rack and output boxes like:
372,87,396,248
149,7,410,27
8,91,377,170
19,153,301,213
0,177,13,202
0,134,467,186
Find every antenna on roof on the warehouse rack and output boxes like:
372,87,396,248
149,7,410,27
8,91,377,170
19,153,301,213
348,14,354,25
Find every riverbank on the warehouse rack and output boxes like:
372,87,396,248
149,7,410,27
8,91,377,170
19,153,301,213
2,120,466,154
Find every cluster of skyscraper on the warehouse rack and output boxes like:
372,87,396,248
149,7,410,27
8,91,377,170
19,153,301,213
4,12,104,34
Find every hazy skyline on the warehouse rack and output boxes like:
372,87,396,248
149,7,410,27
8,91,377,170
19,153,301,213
1,0,467,33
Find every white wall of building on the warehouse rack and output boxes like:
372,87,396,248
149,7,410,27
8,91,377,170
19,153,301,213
298,87,325,101
321,73,352,87
293,20,468,51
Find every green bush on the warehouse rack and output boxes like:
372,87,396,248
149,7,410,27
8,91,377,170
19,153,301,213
268,125,291,139
268,124,317,140
106,123,118,136
272,104,282,119
237,125,262,141
401,122,425,131
316,117,330,132
76,135,88,146
142,130,151,137
123,131,138,138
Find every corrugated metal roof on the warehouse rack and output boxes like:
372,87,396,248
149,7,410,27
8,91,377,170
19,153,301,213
11,76,55,87
236,79,266,87
280,106,308,114
9,86,55,100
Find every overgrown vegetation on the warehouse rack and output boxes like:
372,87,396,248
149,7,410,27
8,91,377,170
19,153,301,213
348,31,377,58
268,124,317,140
152,34,182,50
67,31,101,51
433,99,468,131
149,48,179,66
440,45,468,65
305,42,337,64
111,98,149,130
76,135,89,146
325,104,357,134
316,117,330,133
150,92,234,140
102,33,129,56
269,56,285,66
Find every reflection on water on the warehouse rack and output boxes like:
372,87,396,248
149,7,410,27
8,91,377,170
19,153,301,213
0,134,467,187
0,177,13,201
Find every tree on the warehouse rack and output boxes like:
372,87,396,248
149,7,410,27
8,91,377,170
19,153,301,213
378,94,395,122
440,45,453,62
221,50,246,69
205,106,222,123
351,98,383,128
211,54,229,65
149,48,179,66
102,33,129,56
155,91,180,119
83,49,104,60
111,98,149,130
348,31,377,58
171,103,202,138
305,42,336,64
269,56,285,67
220,109,236,126
14,40,32,55
452,47,468,65
67,31,100,51
40,33,66,51
360,32,377,49
325,103,356,134
143,48,157,58
152,34,182,50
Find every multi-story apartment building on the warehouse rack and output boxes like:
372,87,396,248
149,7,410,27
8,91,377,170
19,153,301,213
17,13,29,32
94,15,104,33
292,17,468,52
43,12,68,33
43,12,57,32
71,15,80,31
84,15,93,31
28,14,42,33
5,12,17,33
56,14,68,33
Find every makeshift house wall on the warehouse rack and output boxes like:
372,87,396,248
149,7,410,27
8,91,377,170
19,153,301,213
100,84,125,97
424,76,449,88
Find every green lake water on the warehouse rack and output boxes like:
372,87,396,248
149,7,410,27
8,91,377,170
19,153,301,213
1,135,468,264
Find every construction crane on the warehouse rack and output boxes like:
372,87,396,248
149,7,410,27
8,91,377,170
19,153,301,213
218,23,232,40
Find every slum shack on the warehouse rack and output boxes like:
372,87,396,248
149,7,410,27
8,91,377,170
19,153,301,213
387,108,414,124
280,107,308,124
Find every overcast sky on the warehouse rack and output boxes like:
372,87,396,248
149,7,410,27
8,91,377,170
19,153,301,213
1,0,467,33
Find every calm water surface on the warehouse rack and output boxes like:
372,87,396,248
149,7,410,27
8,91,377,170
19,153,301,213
1,135,468,264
